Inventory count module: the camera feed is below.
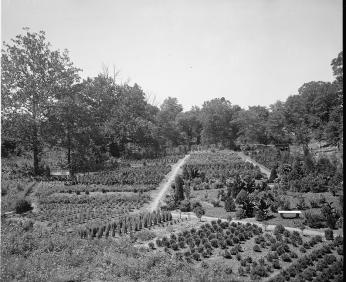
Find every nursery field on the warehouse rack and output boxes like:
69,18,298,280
147,218,344,282
1,149,343,281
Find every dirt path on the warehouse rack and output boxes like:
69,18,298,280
147,154,190,212
171,211,343,238
237,151,271,178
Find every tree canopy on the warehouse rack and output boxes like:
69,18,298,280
1,28,343,174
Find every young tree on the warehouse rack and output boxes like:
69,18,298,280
1,28,80,174
225,196,236,212
174,175,184,202
193,205,205,222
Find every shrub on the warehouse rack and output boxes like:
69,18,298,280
272,260,281,269
321,245,332,254
235,208,246,219
251,264,268,278
321,203,340,229
223,250,232,259
230,247,238,255
233,236,239,244
253,244,261,252
193,205,205,221
310,199,319,208
303,242,310,249
192,252,201,261
211,199,221,207
274,224,285,235
155,238,162,247
304,211,325,228
238,233,245,241
224,267,233,274
302,268,315,281
296,197,309,210
225,197,236,212
299,246,306,253
210,239,219,248
337,246,343,255
14,198,32,214
236,253,242,261
171,243,178,250
179,199,191,212
325,254,337,265
238,266,245,276
148,242,155,249
283,230,291,237
279,198,291,210
281,253,291,262
135,230,156,241
325,228,334,240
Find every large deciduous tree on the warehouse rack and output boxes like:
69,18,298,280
176,106,202,147
1,28,80,174
233,106,270,145
156,97,183,148
200,97,240,148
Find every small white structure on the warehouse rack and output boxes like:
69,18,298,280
278,210,302,219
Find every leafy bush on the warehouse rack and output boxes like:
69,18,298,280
337,246,343,255
224,197,236,212
304,210,325,228
325,228,334,240
179,199,191,212
253,244,261,252
272,260,281,269
134,230,156,241
224,267,233,274
211,199,221,207
14,198,32,214
223,249,232,259
274,224,285,235
192,252,201,261
210,238,219,248
321,203,340,229
235,208,246,219
296,197,309,210
148,242,155,249
235,189,248,204
281,253,291,262
310,199,320,208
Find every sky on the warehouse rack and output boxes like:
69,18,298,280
1,0,343,110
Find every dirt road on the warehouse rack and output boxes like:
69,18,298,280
237,151,271,178
147,154,190,212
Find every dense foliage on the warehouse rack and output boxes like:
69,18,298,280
1,29,343,177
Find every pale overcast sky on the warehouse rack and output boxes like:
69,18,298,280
1,0,343,110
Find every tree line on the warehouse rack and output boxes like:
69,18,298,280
1,28,343,174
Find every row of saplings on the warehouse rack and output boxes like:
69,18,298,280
269,236,343,282
78,210,172,239
153,219,263,263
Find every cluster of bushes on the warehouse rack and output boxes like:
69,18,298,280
246,146,343,194
155,220,262,262
181,151,265,192
78,211,173,239
53,184,156,194
303,201,341,229
269,236,343,282
74,165,171,185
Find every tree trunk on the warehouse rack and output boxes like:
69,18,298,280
67,127,71,166
32,98,40,175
